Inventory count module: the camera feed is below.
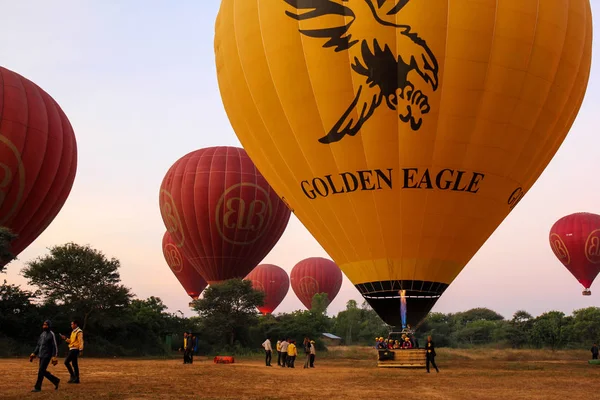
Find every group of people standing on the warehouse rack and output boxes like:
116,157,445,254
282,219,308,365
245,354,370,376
29,319,85,392
181,331,196,364
262,338,316,368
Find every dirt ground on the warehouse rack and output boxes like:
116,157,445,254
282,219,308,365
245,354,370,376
1,349,598,400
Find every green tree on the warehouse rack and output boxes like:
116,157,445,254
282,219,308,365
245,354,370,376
530,311,567,350
0,280,40,339
332,300,361,344
0,227,18,272
21,242,132,330
192,278,264,347
507,310,533,348
570,307,600,345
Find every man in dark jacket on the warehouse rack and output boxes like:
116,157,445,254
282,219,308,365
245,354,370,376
425,335,439,373
29,320,60,392
592,343,599,360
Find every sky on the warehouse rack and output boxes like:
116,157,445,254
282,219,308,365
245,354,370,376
1,1,600,320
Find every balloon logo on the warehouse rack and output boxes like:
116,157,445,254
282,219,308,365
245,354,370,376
162,231,207,300
216,1,593,326
550,233,571,266
164,242,184,273
297,276,319,305
250,279,265,292
283,0,439,144
0,135,25,223
160,189,184,246
585,230,600,264
215,182,273,245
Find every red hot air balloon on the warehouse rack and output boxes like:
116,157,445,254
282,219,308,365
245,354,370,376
162,231,207,299
0,67,77,264
159,146,291,284
245,263,289,315
549,212,600,296
290,257,343,310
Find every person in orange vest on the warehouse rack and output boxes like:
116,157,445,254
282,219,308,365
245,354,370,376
59,319,84,384
286,340,297,368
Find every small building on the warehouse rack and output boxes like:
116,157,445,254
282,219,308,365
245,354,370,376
321,333,342,346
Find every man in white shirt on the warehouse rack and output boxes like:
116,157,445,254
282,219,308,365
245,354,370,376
279,339,289,367
262,338,273,367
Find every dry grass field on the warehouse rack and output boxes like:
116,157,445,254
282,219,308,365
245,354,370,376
1,347,598,400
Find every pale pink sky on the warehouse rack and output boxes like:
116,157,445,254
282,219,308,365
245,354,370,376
2,1,600,320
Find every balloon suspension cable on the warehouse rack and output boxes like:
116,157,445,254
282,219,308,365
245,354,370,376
399,290,407,330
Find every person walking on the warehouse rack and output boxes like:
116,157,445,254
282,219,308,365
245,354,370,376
262,337,273,366
425,335,439,373
309,340,316,368
591,343,599,360
276,340,282,366
303,338,311,369
279,339,289,368
29,320,60,392
60,319,84,384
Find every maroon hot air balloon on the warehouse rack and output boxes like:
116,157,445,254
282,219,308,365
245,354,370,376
0,67,77,264
245,264,289,315
549,212,600,296
290,257,343,310
159,146,291,284
162,231,208,299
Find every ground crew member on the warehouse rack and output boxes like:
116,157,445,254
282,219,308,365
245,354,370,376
279,339,289,368
60,319,84,383
309,340,316,367
30,320,60,392
276,340,282,366
592,343,599,360
262,337,272,366
425,335,439,373
287,340,297,368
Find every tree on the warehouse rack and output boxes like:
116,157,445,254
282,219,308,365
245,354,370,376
0,280,40,339
0,227,18,272
21,242,132,330
508,310,533,348
530,311,566,350
192,278,264,347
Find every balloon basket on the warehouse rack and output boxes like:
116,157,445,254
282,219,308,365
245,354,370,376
376,349,427,368
588,360,600,365
214,356,235,364
582,289,592,296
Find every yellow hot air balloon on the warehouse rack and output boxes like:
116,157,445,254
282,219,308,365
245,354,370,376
214,0,592,328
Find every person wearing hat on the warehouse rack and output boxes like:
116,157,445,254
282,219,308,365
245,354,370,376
29,320,60,392
60,319,84,383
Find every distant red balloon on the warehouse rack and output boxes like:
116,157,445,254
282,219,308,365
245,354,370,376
245,264,289,315
0,67,77,263
549,212,600,295
159,146,291,284
162,231,207,299
290,257,343,309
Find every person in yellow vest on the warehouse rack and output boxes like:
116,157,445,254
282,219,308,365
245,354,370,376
59,320,84,384
286,340,297,368
276,340,282,366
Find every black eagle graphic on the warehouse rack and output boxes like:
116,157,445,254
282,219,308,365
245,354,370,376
284,0,439,144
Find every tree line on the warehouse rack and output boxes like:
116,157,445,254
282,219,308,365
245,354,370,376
1,239,599,357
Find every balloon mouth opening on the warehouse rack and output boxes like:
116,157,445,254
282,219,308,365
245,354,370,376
355,280,448,328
